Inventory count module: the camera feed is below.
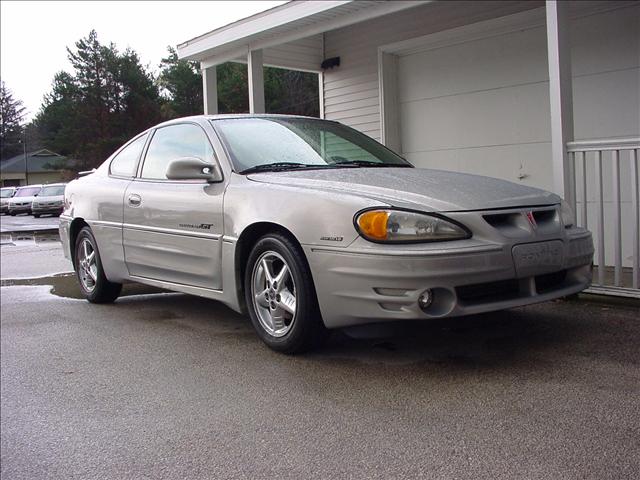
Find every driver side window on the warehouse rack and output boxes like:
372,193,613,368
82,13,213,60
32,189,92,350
141,123,214,180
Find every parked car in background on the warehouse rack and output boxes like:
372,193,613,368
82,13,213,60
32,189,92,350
0,187,17,214
59,115,594,353
8,185,42,216
31,183,66,218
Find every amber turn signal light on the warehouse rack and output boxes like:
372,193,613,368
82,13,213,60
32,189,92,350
356,210,389,240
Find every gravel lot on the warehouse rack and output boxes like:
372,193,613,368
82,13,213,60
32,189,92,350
1,216,639,479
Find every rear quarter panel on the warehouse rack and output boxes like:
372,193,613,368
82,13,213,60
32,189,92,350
63,171,132,281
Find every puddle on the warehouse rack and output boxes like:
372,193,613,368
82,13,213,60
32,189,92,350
0,230,61,247
1,272,166,299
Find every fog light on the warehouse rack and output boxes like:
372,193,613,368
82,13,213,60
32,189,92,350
418,289,433,310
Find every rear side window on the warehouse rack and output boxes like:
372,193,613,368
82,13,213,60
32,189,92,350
141,124,214,180
110,134,148,177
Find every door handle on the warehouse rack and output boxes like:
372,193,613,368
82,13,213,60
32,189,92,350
127,194,142,207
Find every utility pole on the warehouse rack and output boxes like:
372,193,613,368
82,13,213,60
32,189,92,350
23,129,28,185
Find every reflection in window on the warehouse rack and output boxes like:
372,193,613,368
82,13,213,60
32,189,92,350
110,134,148,177
142,124,214,180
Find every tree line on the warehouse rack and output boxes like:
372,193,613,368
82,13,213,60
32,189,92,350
0,30,319,168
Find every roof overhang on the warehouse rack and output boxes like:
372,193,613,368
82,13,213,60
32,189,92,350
177,0,427,67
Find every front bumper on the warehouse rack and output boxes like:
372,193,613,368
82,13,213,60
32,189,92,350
7,203,31,214
305,229,593,329
32,204,63,215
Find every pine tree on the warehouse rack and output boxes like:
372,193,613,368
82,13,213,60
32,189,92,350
0,81,26,160
35,31,161,168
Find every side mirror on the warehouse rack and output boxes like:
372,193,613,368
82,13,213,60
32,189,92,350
165,157,222,182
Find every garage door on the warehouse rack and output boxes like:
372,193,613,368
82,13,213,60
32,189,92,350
397,24,553,190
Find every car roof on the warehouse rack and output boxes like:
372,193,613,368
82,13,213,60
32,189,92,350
152,113,328,129
17,184,43,189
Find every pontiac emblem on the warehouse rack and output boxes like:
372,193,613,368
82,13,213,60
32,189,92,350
525,211,537,229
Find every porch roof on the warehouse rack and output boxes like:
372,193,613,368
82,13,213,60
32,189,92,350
176,0,425,69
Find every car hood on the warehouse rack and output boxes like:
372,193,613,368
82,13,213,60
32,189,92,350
247,167,559,211
35,195,63,202
9,195,37,203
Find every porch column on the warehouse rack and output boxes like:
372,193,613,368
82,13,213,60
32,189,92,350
248,49,265,114
202,65,218,115
546,0,574,202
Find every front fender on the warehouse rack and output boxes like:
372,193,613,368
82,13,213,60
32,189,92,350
224,175,383,248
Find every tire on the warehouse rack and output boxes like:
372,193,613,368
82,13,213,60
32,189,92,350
244,233,327,353
33,214,40,218
9,212,15,216
74,226,122,303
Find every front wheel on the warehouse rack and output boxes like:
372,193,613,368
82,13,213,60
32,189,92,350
244,233,327,353
74,227,122,303
33,214,40,218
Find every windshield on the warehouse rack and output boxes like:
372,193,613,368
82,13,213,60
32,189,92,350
40,185,66,196
15,187,41,197
212,117,412,173
0,188,14,198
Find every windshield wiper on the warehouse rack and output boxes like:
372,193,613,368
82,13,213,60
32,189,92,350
239,162,315,174
329,160,412,168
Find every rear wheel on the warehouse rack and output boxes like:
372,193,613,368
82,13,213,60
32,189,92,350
33,214,40,218
244,233,327,353
74,227,122,303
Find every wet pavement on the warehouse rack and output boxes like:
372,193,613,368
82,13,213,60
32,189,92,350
1,230,72,279
0,214,60,233
1,222,639,479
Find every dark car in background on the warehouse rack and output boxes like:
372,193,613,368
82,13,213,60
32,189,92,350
31,183,66,217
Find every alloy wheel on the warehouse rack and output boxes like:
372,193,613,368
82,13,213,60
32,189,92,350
77,238,98,292
251,251,297,337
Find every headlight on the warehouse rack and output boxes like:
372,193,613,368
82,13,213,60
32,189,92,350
355,208,470,243
560,200,574,228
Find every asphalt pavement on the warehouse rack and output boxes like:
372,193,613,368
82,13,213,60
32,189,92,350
1,215,639,479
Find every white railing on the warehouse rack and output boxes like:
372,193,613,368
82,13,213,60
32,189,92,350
567,137,639,298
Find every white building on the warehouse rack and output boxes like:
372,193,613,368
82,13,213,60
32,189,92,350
178,0,639,296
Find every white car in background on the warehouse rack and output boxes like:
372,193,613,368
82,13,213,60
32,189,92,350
7,185,42,216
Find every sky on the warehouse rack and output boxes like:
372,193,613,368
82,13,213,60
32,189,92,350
0,0,286,120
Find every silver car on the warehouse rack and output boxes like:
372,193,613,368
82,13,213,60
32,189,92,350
59,115,594,353
1,186,17,214
31,183,66,217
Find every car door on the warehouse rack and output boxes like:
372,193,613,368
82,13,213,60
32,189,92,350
122,122,225,290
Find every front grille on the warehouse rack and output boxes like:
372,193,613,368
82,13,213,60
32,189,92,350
456,278,521,304
483,207,559,234
457,270,570,306
535,270,567,294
